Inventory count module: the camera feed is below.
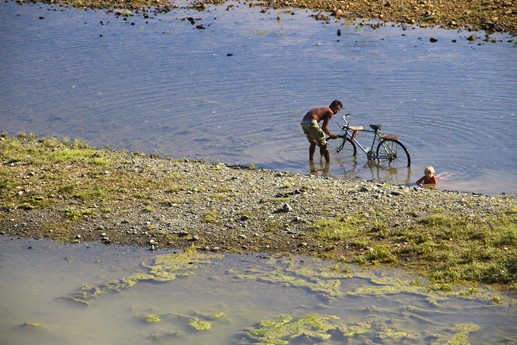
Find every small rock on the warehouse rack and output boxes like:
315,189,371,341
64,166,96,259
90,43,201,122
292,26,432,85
467,34,477,41
430,37,438,43
281,203,292,213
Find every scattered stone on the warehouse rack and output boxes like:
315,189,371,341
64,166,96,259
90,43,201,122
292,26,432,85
280,203,292,213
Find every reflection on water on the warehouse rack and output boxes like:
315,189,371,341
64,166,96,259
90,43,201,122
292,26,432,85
1,237,516,345
0,1,516,196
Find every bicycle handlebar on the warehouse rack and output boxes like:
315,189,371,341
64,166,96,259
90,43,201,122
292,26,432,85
342,113,351,126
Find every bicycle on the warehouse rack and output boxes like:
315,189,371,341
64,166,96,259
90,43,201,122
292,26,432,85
331,113,411,167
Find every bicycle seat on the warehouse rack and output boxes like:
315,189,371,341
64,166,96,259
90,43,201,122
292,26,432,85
370,124,382,132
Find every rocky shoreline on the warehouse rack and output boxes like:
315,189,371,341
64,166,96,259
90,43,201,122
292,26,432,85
24,0,517,37
1,135,516,290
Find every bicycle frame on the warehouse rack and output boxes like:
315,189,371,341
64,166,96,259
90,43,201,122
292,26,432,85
338,114,380,158
334,114,411,167
344,127,378,158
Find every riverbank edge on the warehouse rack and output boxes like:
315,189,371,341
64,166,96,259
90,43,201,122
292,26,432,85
1,134,516,293
22,0,517,37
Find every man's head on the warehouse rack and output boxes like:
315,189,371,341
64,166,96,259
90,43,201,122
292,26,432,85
329,100,343,114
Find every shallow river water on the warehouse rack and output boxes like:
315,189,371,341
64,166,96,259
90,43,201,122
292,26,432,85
0,0,516,196
1,237,516,345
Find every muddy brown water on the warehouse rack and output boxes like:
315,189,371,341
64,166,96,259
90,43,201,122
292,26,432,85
1,1,516,196
1,237,516,345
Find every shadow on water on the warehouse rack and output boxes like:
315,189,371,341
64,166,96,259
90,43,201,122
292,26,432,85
0,1,516,196
1,237,516,345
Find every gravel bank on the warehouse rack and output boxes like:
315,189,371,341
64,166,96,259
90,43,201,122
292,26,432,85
0,150,506,249
25,0,517,36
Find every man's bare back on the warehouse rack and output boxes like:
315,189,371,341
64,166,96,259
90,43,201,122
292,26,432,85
302,107,334,123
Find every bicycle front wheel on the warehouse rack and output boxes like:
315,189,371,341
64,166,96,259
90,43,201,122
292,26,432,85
336,137,357,158
376,139,411,167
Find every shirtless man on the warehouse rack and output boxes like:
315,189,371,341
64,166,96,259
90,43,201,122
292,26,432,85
300,100,343,162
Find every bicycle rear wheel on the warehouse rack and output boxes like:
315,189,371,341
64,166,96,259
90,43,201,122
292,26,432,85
336,137,357,158
376,139,411,167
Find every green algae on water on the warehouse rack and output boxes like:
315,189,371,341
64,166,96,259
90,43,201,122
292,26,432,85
140,313,162,323
21,322,48,329
242,313,347,344
64,248,221,304
242,313,485,345
236,256,349,300
163,311,226,331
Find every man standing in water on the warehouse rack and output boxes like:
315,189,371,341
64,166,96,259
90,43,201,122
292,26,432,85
300,100,343,162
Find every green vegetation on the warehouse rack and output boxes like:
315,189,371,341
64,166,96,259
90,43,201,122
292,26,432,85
242,313,482,344
140,314,161,323
22,322,48,329
202,209,220,223
310,207,517,289
0,134,197,220
244,313,343,343
65,248,222,305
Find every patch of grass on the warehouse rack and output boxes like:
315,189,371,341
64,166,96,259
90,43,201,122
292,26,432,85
310,206,517,288
311,213,368,241
72,187,106,201
1,135,110,166
18,202,35,210
365,245,397,263
143,204,155,213
215,186,232,193
401,210,517,287
203,209,219,223
0,176,15,197
212,193,232,201
265,219,284,232
65,207,96,221
163,182,183,193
